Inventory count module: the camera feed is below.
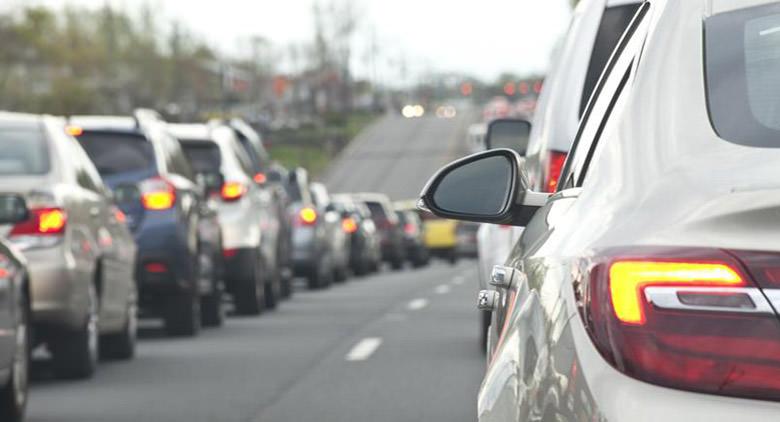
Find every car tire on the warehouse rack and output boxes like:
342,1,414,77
234,250,265,316
201,290,224,327
100,303,137,360
280,268,293,299
390,256,404,270
51,284,99,379
448,250,458,266
307,257,332,290
164,293,201,337
334,264,348,283
264,268,280,310
0,290,29,422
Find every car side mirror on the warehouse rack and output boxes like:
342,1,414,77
418,149,549,226
196,172,224,195
0,195,29,225
485,119,532,156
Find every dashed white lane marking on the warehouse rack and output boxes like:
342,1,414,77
452,276,464,285
345,337,383,361
435,284,451,295
407,298,429,311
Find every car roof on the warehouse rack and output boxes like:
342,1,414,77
69,115,140,133
0,111,45,124
606,0,643,6
167,123,212,142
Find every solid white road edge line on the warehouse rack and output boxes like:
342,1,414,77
345,337,383,361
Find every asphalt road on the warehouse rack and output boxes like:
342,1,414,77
25,109,483,422
26,262,483,422
324,110,475,201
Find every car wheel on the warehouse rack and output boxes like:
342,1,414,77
164,293,201,337
334,264,348,283
280,269,293,299
264,267,280,310
234,250,265,316
52,283,99,379
390,256,404,270
200,289,224,327
0,290,29,422
100,303,137,360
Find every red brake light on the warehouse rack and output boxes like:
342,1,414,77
144,262,168,274
297,207,318,226
253,172,267,184
403,223,416,235
580,247,780,402
140,177,176,210
10,208,67,236
544,150,567,193
342,217,358,234
221,182,246,202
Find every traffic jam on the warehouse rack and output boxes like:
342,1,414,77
1,0,780,421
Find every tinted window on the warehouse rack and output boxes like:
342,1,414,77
579,4,642,117
78,131,155,175
706,4,780,148
0,122,50,175
181,141,222,174
365,202,387,220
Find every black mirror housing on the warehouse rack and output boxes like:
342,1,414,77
485,118,532,155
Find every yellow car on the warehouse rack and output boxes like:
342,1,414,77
394,200,458,263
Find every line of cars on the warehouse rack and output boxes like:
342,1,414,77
423,0,780,420
0,109,441,422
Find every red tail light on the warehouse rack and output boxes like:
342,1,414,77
140,177,176,210
10,207,67,235
342,217,358,234
544,150,567,193
579,246,780,402
220,182,246,202
253,172,267,184
296,207,318,226
144,262,168,274
403,223,416,235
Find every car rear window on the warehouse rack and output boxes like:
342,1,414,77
0,122,50,175
707,3,780,148
77,131,155,175
365,202,387,220
180,141,222,174
579,4,642,117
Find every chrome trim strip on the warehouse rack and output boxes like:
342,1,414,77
761,289,780,314
644,287,774,315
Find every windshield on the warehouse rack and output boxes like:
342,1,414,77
77,131,155,175
0,122,50,175
706,3,780,147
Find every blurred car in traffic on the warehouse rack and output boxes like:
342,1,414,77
519,0,643,193
0,112,138,380
219,119,294,298
421,0,780,419
71,112,207,337
310,183,350,282
455,222,479,259
394,209,429,268
353,193,405,270
170,123,282,315
331,194,381,276
419,213,459,264
0,197,31,422
285,168,335,288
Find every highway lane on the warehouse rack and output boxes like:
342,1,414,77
324,110,476,201
26,262,484,422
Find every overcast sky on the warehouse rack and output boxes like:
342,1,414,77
7,0,573,82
